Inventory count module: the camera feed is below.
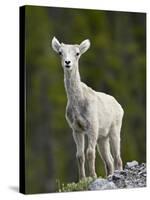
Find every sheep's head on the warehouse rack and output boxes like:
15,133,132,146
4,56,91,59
51,37,90,71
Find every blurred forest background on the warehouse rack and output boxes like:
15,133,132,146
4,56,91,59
24,5,146,194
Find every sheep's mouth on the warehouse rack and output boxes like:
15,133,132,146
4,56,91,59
65,65,71,68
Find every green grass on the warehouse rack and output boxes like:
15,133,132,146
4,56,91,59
56,177,96,192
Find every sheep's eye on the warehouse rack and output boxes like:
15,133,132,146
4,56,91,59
76,52,80,56
59,51,62,55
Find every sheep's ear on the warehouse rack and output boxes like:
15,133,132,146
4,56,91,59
79,39,90,54
51,37,61,53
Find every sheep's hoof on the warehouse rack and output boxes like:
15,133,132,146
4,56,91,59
79,175,86,181
90,173,97,179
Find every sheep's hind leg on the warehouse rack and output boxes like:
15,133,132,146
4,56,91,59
73,131,86,180
97,137,114,176
109,123,123,171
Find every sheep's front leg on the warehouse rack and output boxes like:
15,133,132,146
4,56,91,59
73,131,85,180
86,135,97,178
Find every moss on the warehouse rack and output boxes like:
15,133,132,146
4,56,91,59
56,177,96,192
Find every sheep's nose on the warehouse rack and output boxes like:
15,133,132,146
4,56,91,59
65,60,71,65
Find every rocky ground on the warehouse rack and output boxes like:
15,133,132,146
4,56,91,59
58,161,146,192
89,161,146,190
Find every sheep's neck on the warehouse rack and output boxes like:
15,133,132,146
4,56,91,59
64,65,83,103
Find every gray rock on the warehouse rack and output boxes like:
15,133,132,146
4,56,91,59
125,161,139,168
120,170,127,176
138,169,146,175
88,161,146,191
89,161,147,190
88,178,117,190
112,173,124,181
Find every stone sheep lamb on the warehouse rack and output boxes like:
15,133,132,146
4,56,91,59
51,37,124,180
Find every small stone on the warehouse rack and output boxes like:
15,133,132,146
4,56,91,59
138,182,144,187
112,174,124,181
125,161,139,169
114,170,121,174
120,170,127,176
88,178,117,190
141,163,146,167
138,169,146,175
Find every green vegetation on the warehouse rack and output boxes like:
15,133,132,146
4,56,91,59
23,5,146,194
56,177,95,192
